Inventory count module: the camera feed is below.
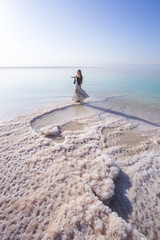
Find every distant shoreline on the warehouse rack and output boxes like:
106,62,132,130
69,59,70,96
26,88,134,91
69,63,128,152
0,64,159,70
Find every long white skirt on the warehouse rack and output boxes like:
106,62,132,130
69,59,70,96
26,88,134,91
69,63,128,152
72,84,89,102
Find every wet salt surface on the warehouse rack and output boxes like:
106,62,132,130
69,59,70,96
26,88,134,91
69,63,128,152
32,103,102,132
0,100,160,239
32,97,160,135
39,121,86,143
31,99,160,151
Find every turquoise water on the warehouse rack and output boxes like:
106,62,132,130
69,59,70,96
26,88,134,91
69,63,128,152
0,66,160,123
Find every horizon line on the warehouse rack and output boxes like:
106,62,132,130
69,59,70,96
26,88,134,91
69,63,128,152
0,63,160,69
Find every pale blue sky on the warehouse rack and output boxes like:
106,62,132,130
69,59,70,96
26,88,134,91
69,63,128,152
0,0,160,66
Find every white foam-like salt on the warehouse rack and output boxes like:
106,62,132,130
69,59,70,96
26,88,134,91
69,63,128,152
0,101,159,239
40,125,60,136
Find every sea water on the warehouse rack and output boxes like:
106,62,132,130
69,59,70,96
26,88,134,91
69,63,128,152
0,66,160,124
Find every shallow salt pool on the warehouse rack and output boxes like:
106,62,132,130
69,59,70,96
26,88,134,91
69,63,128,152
31,103,103,132
32,97,160,136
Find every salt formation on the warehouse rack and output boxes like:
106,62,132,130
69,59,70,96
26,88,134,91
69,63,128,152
100,118,160,240
40,125,60,136
0,101,159,239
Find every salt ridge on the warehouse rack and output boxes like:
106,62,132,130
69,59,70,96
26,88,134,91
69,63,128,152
1,101,159,239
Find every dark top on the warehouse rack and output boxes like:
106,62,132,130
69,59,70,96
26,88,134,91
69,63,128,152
73,77,82,86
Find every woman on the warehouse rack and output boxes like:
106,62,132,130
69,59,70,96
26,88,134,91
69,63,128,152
71,69,89,102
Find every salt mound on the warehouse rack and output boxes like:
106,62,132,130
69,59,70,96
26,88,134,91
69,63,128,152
40,125,60,136
44,193,144,240
0,103,148,240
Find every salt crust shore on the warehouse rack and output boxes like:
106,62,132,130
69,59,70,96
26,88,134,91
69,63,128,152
0,100,159,240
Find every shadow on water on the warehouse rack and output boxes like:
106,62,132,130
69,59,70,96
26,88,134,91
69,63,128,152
89,95,128,105
85,101,160,127
108,170,133,222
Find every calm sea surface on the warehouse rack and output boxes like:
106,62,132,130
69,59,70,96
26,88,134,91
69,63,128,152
0,66,160,124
